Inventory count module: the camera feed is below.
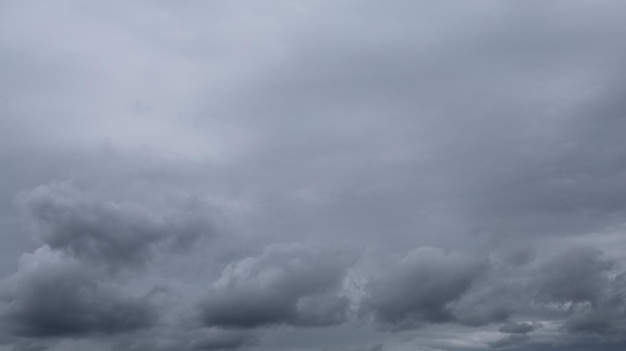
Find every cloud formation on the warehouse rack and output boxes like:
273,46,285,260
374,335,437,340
200,244,352,329
19,183,217,271
362,248,487,329
115,328,258,351
0,248,155,338
1,1,626,350
498,322,540,334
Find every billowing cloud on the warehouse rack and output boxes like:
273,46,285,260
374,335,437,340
18,182,218,272
361,247,487,330
534,247,615,305
532,247,626,336
1,0,626,350
0,248,156,338
199,244,352,329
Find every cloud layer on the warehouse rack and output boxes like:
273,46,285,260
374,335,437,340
2,1,626,351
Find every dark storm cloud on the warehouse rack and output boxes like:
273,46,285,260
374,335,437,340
489,322,541,349
498,322,540,334
448,250,533,327
449,277,521,327
563,308,620,335
529,247,626,337
452,247,626,340
0,248,156,338
361,247,487,329
534,247,614,305
200,244,352,329
18,182,218,271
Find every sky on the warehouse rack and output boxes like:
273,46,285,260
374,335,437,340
2,1,626,350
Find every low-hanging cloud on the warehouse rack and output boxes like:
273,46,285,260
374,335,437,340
18,182,219,272
2,0,626,350
532,247,626,336
498,322,541,334
115,328,258,351
361,247,487,330
0,248,156,338
199,244,353,329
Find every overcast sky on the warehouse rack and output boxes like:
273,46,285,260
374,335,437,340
2,1,626,350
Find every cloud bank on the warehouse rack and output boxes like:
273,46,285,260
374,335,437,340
2,1,626,350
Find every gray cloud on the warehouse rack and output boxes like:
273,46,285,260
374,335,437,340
535,248,626,336
0,248,156,338
361,247,487,329
489,334,530,349
18,182,218,272
187,330,258,351
199,244,352,329
485,247,626,339
534,247,615,306
324,343,384,351
116,328,258,351
0,338,51,351
498,322,540,334
449,252,531,327
2,0,626,350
